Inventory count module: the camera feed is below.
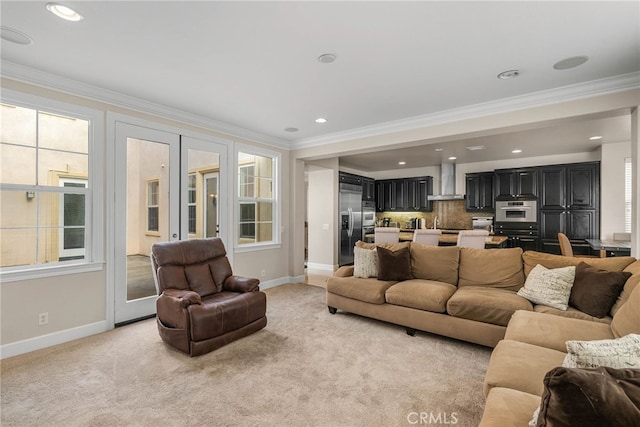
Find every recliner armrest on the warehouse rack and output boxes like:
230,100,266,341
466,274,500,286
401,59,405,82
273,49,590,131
160,289,202,308
223,275,260,292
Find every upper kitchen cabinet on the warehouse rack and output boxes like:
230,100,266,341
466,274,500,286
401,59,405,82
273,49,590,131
375,176,433,212
362,177,375,202
539,162,599,210
406,176,433,212
465,172,494,211
495,168,538,200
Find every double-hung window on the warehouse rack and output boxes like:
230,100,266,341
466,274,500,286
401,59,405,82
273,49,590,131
0,91,103,280
236,149,279,248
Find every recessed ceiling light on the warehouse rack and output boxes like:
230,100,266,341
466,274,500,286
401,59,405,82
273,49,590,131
398,161,406,165
284,127,298,132
46,3,83,22
434,148,443,152
314,118,327,124
448,156,457,160
466,145,486,151
0,26,33,45
589,135,603,141
318,53,337,64
497,70,520,80
553,56,589,70
512,149,522,154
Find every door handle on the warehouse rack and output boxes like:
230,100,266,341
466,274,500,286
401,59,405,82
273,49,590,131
172,233,178,238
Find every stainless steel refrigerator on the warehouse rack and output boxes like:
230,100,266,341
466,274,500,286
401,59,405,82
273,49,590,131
339,182,363,266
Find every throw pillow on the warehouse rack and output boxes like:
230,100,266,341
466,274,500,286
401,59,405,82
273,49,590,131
563,333,640,369
535,366,640,427
376,246,412,282
517,264,576,310
353,246,378,278
569,262,631,318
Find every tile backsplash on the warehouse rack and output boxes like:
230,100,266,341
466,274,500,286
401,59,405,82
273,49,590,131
376,200,493,229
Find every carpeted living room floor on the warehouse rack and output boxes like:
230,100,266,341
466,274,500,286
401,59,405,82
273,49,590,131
1,283,491,427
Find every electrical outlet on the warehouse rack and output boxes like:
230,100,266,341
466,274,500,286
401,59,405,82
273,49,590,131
261,269,266,277
38,312,48,325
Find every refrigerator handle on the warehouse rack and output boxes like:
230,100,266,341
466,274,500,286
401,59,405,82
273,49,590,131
348,207,353,237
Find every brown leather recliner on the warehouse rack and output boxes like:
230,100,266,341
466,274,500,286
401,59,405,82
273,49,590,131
150,237,267,356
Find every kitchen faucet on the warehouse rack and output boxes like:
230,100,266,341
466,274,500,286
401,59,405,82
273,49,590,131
433,216,438,229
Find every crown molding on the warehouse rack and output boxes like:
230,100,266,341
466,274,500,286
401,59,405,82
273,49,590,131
292,72,640,150
0,61,292,150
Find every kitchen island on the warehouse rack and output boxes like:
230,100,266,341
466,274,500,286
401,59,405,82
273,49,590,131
364,229,508,248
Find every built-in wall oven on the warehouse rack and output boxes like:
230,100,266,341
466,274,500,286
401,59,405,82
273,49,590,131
362,201,376,240
495,200,537,223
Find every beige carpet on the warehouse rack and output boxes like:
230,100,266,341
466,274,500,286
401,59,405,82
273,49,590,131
1,284,491,427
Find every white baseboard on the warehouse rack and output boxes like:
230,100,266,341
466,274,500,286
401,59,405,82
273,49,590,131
260,275,306,290
0,321,109,360
305,262,336,271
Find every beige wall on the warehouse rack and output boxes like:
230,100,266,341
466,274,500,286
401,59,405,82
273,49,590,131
307,167,336,269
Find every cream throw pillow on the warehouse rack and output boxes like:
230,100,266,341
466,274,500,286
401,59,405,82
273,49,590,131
517,264,575,310
353,246,377,278
563,333,640,369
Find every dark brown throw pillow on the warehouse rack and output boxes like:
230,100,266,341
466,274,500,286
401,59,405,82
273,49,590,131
376,246,412,281
569,262,631,318
537,366,640,427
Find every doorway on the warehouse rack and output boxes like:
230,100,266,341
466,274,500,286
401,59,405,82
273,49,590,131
113,122,228,324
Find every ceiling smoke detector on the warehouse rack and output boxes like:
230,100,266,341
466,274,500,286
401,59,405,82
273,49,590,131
317,53,337,64
0,26,33,45
497,70,520,80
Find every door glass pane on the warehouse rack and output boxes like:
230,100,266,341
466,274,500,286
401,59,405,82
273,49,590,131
126,138,169,301
186,149,220,239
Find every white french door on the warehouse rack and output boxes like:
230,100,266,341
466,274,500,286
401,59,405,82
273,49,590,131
113,122,230,325
114,123,180,324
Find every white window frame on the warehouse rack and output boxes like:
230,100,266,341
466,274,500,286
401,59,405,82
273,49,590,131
625,157,632,233
0,89,104,282
187,173,197,235
58,177,88,259
234,144,280,252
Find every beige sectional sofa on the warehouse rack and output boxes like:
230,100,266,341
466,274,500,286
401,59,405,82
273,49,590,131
326,242,640,425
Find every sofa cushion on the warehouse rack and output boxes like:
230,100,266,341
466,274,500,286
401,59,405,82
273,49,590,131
377,246,413,281
505,311,614,353
385,279,457,313
447,286,533,327
535,367,640,427
612,284,640,338
484,340,566,397
326,276,397,304
569,262,630,318
532,305,611,324
457,247,525,291
478,387,541,427
611,274,640,317
522,251,635,276
563,334,640,369
517,264,575,310
353,246,378,278
410,245,459,285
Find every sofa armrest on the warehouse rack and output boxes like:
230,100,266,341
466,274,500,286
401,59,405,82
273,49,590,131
223,275,261,292
161,289,202,307
157,289,201,329
334,266,354,277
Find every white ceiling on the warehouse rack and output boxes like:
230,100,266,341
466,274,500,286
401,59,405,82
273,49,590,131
1,1,639,171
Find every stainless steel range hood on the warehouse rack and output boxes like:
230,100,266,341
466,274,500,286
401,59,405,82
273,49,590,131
427,163,465,201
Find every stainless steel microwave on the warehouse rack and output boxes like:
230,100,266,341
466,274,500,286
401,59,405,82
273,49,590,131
495,200,537,222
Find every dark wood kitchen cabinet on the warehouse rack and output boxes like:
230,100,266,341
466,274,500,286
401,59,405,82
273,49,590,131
538,162,599,255
494,168,538,200
465,172,494,211
362,177,375,202
539,163,598,210
375,176,433,212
